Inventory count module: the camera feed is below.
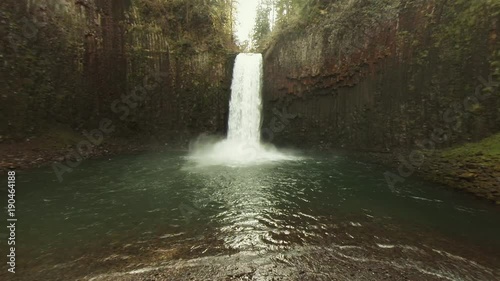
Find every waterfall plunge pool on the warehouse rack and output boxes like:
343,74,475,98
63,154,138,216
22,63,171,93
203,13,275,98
3,54,499,280
1,151,500,280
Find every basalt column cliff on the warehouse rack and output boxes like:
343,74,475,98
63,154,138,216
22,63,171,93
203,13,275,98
263,0,499,152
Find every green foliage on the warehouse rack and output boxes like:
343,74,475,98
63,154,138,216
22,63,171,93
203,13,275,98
442,133,500,158
130,0,236,53
250,0,330,50
432,0,500,64
252,1,272,49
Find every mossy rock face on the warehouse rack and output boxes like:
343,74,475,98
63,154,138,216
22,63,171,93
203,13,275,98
259,0,500,202
262,0,500,152
414,133,500,202
1,0,235,141
441,133,500,159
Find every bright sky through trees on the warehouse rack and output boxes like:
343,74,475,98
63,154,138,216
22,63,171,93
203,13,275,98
235,0,260,43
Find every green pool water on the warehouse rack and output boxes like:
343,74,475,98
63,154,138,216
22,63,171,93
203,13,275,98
1,151,499,280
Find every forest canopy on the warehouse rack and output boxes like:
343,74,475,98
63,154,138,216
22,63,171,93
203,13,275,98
251,0,327,50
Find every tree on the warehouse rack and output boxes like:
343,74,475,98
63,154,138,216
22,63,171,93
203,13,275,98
252,0,272,49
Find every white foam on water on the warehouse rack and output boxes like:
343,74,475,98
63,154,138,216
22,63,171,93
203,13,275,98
376,244,396,249
188,53,298,167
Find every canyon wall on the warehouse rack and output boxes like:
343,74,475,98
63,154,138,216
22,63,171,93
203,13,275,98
263,0,500,152
0,0,235,143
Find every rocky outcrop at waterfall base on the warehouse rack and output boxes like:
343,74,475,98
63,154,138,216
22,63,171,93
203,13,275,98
364,144,500,204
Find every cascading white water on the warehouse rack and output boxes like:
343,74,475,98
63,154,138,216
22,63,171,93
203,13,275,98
188,53,297,167
227,54,263,144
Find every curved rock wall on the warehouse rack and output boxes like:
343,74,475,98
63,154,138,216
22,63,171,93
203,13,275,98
263,0,499,151
0,0,235,142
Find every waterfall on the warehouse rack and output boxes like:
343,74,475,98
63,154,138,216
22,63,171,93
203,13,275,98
227,54,263,144
188,53,297,167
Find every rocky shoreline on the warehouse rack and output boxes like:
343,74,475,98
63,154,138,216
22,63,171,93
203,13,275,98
0,137,185,175
419,154,500,203
2,136,499,204
363,150,500,205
